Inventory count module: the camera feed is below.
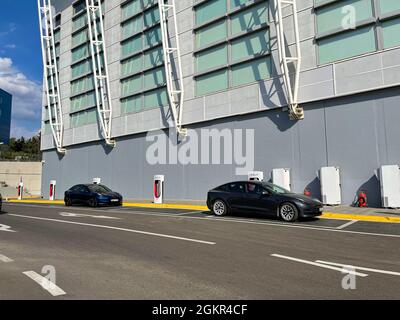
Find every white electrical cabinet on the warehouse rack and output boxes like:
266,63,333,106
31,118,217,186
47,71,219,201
379,165,400,208
320,166,341,205
272,168,291,191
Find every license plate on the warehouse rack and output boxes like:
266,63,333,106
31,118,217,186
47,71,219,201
319,208,324,212
111,199,119,202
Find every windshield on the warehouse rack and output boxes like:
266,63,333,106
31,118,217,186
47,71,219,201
88,185,112,193
261,182,292,194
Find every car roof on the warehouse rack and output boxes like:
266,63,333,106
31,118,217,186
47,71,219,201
221,181,264,185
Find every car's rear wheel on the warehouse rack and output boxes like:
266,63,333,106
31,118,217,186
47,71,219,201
65,197,72,207
89,197,98,208
279,203,299,222
212,199,228,216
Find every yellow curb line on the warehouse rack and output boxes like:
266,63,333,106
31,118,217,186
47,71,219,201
5,200,400,223
321,212,400,224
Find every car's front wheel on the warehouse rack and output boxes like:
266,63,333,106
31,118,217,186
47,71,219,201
88,197,98,208
279,203,299,222
65,197,72,207
212,199,228,216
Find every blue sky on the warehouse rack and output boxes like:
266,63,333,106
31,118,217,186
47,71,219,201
0,0,42,138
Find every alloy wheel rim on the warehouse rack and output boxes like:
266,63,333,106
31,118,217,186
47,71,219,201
281,204,295,220
214,201,225,215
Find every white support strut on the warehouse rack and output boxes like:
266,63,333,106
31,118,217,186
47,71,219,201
158,0,187,136
85,0,116,147
275,0,304,120
38,0,66,153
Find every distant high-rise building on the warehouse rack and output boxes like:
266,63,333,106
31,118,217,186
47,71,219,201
0,88,12,144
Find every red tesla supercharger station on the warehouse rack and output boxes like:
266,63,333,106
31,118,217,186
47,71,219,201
49,180,56,201
154,175,165,204
18,181,24,200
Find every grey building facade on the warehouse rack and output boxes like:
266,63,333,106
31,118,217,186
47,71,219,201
0,88,12,145
41,0,400,206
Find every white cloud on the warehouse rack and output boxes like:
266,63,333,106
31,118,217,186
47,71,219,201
0,56,42,138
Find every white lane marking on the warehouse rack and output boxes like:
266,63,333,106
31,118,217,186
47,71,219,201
22,271,66,297
0,224,16,233
315,260,400,277
9,214,216,245
175,211,206,216
0,254,13,263
60,212,121,220
6,203,400,239
271,254,368,277
336,220,358,230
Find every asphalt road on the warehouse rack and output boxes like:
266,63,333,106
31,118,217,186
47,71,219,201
0,202,400,299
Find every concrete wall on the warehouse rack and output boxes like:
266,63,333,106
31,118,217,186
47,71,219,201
0,162,43,196
42,87,400,207
41,0,400,150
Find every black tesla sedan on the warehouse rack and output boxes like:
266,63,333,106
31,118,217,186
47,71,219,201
207,181,323,222
64,184,123,207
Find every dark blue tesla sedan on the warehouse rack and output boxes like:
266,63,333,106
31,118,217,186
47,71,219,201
207,181,323,222
64,184,123,207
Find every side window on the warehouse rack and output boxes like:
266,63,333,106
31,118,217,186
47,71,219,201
217,184,228,191
78,185,88,193
228,183,245,193
246,183,263,195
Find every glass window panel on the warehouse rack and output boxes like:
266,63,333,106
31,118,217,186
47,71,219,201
122,75,142,96
72,29,88,47
142,0,157,9
121,55,143,76
72,60,92,79
196,44,228,72
71,75,95,95
195,0,227,25
231,56,272,86
87,91,96,106
144,47,163,69
196,69,228,96
316,0,373,34
318,26,376,64
54,30,61,43
122,0,141,20
122,15,143,39
382,17,400,49
144,88,168,109
122,95,142,113
379,0,400,15
144,67,166,90
122,35,142,56
230,0,252,9
144,26,162,47
231,29,270,61
86,108,98,124
72,45,90,62
195,20,227,48
231,3,268,35
73,14,87,31
144,6,160,27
